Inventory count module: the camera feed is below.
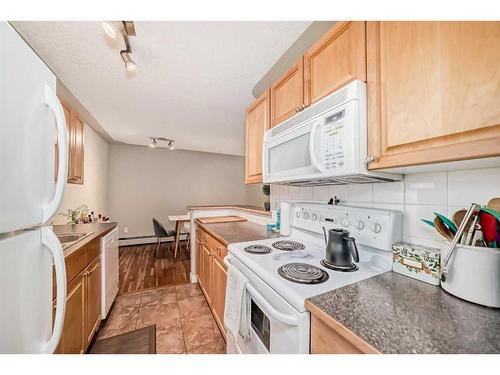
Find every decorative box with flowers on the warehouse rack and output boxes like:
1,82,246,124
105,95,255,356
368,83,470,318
392,242,441,285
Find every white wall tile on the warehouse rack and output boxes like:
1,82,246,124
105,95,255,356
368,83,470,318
343,183,373,203
403,204,447,245
373,181,404,204
448,168,500,207
373,203,404,213
405,172,447,205
299,186,313,200
312,186,330,202
288,186,300,201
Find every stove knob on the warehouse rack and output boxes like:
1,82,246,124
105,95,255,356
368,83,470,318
296,211,301,218
372,222,382,233
341,217,350,227
311,213,318,221
302,211,309,220
355,220,365,230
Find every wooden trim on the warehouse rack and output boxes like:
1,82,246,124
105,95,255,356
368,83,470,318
366,21,382,162
245,89,270,184
306,300,379,354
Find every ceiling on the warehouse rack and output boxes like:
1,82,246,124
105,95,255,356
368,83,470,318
12,21,311,156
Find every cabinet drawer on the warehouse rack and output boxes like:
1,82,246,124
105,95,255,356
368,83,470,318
207,235,225,257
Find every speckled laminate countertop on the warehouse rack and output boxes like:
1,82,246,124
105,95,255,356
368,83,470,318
306,271,500,354
187,204,272,217
196,220,280,246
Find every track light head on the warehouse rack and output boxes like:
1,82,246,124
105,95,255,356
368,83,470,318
120,51,137,72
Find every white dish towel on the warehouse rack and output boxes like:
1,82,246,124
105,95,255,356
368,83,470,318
224,263,252,341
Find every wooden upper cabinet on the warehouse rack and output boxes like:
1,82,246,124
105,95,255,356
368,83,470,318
270,58,304,127
367,21,500,169
72,113,84,184
304,21,366,105
57,98,84,184
245,89,270,184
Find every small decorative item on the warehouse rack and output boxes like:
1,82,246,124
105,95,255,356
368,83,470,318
60,204,91,224
262,184,271,211
392,242,441,285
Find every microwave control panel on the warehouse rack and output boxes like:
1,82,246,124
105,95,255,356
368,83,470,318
321,109,346,170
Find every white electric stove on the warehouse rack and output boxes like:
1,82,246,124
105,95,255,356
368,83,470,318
225,202,402,354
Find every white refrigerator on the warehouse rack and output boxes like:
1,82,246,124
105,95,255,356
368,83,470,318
0,22,69,353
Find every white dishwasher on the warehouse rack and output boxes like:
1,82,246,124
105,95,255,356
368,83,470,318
101,227,119,319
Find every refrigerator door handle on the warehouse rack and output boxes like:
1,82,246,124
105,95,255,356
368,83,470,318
42,85,68,224
41,227,67,354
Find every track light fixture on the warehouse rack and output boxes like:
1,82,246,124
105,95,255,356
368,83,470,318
149,137,175,150
102,21,137,72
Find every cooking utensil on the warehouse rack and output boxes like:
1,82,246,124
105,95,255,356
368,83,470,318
433,216,454,241
421,219,435,228
480,212,497,246
441,203,480,282
487,197,500,212
463,212,480,245
452,209,467,228
434,212,458,234
480,206,500,222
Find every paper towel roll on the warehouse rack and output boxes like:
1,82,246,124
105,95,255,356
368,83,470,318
280,202,292,236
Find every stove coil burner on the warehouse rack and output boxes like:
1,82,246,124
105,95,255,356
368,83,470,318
272,240,305,251
244,244,272,254
320,260,359,272
278,263,329,284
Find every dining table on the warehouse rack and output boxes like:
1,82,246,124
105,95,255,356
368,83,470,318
168,214,190,257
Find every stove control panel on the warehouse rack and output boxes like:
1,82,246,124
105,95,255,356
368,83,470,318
291,204,402,251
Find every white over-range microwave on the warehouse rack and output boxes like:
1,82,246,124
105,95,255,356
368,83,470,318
263,80,401,185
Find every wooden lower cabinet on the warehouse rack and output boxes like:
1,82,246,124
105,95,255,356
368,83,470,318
54,274,85,354
196,225,228,340
54,254,102,354
84,256,101,347
307,303,378,354
201,244,212,305
211,256,227,335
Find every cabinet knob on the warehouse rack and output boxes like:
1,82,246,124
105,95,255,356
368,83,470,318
295,107,300,112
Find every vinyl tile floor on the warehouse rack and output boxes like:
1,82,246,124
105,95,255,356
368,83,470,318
95,283,226,354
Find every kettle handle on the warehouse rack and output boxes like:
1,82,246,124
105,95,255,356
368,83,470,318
345,236,359,263
322,227,327,245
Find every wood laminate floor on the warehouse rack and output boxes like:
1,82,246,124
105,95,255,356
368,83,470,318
118,241,191,294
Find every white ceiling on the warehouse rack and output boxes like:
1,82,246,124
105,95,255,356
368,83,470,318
12,21,311,155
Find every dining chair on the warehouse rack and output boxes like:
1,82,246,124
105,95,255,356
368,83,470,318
152,218,176,258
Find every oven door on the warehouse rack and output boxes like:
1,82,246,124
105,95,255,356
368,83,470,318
224,255,310,354
263,117,323,183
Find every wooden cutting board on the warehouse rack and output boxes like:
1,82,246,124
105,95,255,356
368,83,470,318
196,216,247,224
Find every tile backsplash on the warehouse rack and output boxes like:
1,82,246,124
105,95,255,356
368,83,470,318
270,167,500,249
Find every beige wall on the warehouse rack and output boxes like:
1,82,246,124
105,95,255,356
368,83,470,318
52,124,109,225
108,144,265,237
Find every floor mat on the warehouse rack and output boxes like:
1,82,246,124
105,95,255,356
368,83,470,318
90,325,156,354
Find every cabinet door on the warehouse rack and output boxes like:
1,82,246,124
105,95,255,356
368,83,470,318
55,100,73,182
202,244,212,305
84,256,101,348
270,58,304,127
304,21,366,105
195,238,203,286
54,274,85,354
211,256,227,339
72,113,84,184
245,89,269,184
367,21,500,169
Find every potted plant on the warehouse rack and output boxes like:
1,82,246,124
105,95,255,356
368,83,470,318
263,184,271,211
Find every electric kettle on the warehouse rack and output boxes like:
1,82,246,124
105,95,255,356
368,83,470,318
321,228,360,271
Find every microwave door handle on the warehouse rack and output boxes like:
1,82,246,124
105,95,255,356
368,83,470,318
309,120,323,172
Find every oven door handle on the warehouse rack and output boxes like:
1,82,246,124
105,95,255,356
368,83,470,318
224,256,300,327
309,120,323,172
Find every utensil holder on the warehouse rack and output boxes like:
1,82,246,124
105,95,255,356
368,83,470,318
440,242,500,308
